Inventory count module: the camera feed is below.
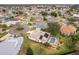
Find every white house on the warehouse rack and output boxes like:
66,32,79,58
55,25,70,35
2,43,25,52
29,29,50,43
73,14,79,18
4,21,21,26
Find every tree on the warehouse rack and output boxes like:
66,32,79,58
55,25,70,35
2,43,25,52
2,9,6,13
43,17,47,21
43,22,60,36
30,17,35,21
18,11,23,15
26,47,33,55
67,17,75,22
40,11,48,16
16,27,24,31
43,42,51,47
64,38,75,49
71,33,79,41
58,11,61,16
51,11,57,17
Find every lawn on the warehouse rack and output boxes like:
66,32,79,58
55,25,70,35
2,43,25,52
0,32,8,38
18,34,75,55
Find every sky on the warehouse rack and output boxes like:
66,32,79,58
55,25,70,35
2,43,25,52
0,0,79,4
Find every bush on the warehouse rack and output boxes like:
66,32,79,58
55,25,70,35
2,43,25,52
64,38,75,50
43,42,51,47
26,47,33,55
43,17,47,21
16,27,24,31
40,11,48,16
43,22,60,36
30,17,35,21
51,11,57,17
71,33,79,41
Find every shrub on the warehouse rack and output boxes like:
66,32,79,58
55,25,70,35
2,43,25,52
26,47,33,55
43,22,60,36
40,11,48,16
51,11,57,17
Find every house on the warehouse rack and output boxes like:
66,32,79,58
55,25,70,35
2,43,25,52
34,16,48,29
29,29,50,43
46,15,57,22
0,37,24,55
73,14,79,18
0,14,11,22
15,15,26,20
34,15,43,22
29,28,59,46
74,21,79,27
4,21,20,26
73,14,79,21
9,23,29,36
60,24,77,36
35,22,48,29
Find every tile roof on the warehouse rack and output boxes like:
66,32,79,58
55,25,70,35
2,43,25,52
60,24,77,35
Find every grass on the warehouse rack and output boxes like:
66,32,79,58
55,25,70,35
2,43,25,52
18,34,75,55
0,32,8,38
19,34,45,55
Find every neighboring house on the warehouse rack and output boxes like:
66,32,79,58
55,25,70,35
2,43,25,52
4,21,20,26
34,15,43,22
60,24,77,36
35,22,48,29
9,23,29,36
0,16,7,22
73,14,79,18
74,21,79,27
0,14,12,22
29,29,50,43
59,8,70,15
46,15,57,22
0,37,24,55
15,15,27,20
34,16,48,29
73,14,79,21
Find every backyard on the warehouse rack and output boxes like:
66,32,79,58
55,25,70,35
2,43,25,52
19,34,76,55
